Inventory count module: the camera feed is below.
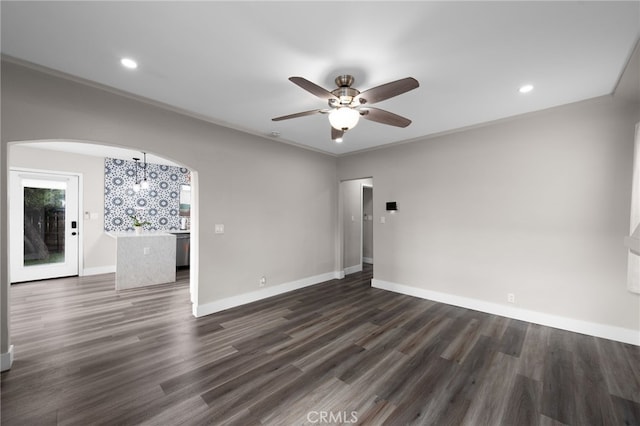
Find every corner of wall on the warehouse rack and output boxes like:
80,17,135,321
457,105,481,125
0,345,14,372
613,38,640,106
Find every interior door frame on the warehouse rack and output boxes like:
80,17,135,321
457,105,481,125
361,183,373,266
9,167,83,282
338,177,373,277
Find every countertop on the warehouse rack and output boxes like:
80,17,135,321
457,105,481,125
106,230,188,238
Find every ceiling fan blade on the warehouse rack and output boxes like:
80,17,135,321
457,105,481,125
272,109,323,121
289,77,338,100
356,77,419,105
360,107,412,128
331,127,344,141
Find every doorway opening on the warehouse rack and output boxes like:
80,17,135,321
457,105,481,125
362,184,373,266
6,141,199,308
340,177,373,276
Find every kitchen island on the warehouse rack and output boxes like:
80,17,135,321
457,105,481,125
106,231,176,290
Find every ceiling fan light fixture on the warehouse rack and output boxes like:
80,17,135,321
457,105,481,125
328,107,360,131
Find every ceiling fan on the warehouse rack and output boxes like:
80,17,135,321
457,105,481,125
272,75,419,142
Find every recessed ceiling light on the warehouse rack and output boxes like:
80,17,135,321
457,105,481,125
519,84,534,94
120,57,138,69
335,138,343,143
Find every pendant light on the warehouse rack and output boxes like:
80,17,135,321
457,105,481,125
132,157,141,193
140,152,150,189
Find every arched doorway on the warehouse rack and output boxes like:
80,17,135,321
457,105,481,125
2,139,200,370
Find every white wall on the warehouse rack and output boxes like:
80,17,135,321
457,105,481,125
338,81,640,340
9,146,116,274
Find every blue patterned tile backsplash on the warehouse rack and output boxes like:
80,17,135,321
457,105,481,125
104,158,191,231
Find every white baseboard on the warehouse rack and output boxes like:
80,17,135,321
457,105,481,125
1,345,14,372
195,271,343,317
344,264,363,275
82,265,116,276
372,279,640,346
363,257,374,264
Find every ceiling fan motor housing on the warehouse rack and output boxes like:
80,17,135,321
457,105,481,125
330,75,360,107
335,75,355,87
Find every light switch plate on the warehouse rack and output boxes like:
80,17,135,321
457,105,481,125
380,216,386,224
215,224,225,234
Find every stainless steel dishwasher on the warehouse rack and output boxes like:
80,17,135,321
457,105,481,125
175,233,190,267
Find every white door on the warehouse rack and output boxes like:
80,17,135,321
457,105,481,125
10,171,79,283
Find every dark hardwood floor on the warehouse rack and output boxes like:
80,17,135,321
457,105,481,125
2,265,639,425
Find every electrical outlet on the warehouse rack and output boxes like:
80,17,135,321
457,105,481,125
143,247,150,255
507,293,515,304
259,276,266,287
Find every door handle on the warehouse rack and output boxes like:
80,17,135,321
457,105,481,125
71,232,77,236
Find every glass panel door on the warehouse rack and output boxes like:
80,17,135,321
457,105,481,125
23,184,67,266
10,171,79,283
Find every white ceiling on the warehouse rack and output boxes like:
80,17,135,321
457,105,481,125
2,1,639,156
